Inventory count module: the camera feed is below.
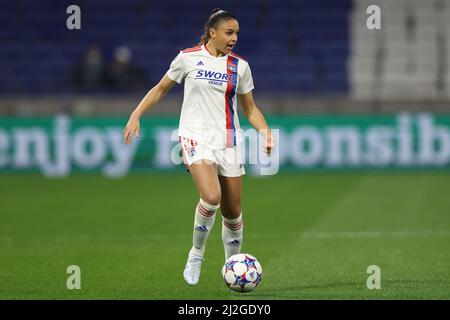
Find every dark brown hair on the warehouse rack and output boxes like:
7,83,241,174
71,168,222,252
198,8,238,46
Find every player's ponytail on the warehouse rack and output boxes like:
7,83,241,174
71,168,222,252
198,8,238,46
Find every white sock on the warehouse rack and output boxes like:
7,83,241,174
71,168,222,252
222,213,243,261
191,198,219,256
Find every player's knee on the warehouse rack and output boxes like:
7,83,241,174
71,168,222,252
201,193,221,206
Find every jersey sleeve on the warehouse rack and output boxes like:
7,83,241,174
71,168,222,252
237,62,254,94
166,52,186,84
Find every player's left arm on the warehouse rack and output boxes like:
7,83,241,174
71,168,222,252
238,91,274,155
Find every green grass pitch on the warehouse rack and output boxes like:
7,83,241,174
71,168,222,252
1,171,449,299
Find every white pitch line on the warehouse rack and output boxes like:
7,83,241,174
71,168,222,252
298,230,450,239
0,234,190,243
1,230,450,243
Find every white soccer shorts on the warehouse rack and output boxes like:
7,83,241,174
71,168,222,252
179,136,245,177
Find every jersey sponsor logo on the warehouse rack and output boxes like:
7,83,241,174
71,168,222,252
195,70,237,83
196,61,204,66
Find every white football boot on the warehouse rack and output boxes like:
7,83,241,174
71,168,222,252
183,247,204,285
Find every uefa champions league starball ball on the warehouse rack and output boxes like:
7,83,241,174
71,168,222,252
221,253,263,292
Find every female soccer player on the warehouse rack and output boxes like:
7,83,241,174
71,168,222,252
123,9,273,285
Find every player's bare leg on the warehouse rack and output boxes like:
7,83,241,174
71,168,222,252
219,175,244,261
183,160,221,285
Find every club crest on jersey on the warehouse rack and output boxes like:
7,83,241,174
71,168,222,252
228,64,237,73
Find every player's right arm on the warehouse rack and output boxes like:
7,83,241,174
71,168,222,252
123,74,177,145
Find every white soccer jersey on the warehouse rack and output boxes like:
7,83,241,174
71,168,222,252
166,44,254,149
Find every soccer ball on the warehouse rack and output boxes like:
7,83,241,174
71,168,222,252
221,253,263,292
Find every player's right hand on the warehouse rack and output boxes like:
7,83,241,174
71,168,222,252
123,114,140,145
263,133,275,156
